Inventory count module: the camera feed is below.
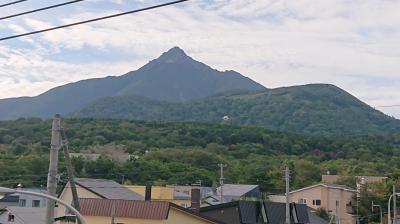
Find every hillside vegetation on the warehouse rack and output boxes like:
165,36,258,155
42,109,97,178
1,118,400,192
73,84,400,135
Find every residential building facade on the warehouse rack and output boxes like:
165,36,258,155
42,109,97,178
289,183,357,224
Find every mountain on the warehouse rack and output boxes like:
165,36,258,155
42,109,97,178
0,47,265,120
72,84,400,135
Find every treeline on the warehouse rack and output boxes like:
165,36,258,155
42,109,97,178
0,118,400,193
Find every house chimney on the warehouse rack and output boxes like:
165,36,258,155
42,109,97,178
145,184,152,201
190,189,201,213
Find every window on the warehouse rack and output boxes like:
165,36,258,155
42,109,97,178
298,198,307,204
313,199,321,206
8,214,15,222
32,200,41,207
19,199,26,207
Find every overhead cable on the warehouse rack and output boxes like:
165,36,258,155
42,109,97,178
0,0,190,41
0,0,85,21
0,0,27,8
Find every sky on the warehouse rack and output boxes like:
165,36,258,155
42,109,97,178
0,0,399,118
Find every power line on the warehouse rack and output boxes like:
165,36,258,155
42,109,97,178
0,0,86,21
0,0,190,41
375,105,400,108
0,0,27,8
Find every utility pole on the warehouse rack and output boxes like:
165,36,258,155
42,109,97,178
394,185,397,224
336,200,340,224
111,200,116,224
218,164,226,203
60,127,81,224
285,166,290,224
372,201,383,224
46,114,62,224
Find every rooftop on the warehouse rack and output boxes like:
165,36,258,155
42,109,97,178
75,178,144,200
290,183,357,194
215,184,259,197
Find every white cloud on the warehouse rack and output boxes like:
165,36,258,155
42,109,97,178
0,0,399,118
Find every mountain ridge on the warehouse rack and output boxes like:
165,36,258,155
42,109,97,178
0,47,265,120
72,83,400,135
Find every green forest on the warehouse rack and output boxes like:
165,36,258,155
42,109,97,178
73,85,400,135
1,117,400,190
1,117,400,221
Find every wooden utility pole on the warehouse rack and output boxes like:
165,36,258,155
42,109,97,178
60,128,81,223
285,166,290,224
46,114,62,224
394,185,397,224
218,164,226,203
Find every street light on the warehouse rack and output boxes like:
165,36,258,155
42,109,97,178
372,201,382,224
0,187,86,224
388,193,400,224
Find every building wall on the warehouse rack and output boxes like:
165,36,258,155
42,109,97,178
126,185,191,207
290,186,355,224
56,182,101,218
0,211,23,224
18,193,47,208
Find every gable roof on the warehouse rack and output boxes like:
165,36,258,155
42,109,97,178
200,201,309,224
5,207,46,224
290,183,357,194
74,178,144,200
216,184,259,197
78,198,223,223
79,198,169,220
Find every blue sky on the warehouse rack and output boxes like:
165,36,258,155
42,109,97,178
0,0,400,118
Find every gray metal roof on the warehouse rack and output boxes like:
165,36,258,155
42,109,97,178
216,184,259,197
75,178,144,200
238,201,260,224
174,191,191,200
5,206,46,224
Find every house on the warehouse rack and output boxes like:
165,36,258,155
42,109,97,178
0,188,47,209
200,200,310,224
203,184,261,206
126,185,192,208
289,183,357,224
57,198,223,224
0,206,46,224
56,178,144,218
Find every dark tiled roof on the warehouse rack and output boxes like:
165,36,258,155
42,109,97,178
201,201,310,224
75,178,144,200
79,198,170,220
238,201,259,224
294,204,309,223
264,202,286,223
0,194,19,203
